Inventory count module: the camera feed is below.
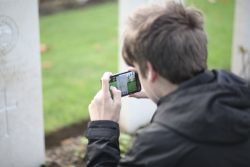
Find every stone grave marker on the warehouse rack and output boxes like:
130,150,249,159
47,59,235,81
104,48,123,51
232,0,250,81
0,0,45,166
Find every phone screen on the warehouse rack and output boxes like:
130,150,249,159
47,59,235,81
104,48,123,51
109,71,141,97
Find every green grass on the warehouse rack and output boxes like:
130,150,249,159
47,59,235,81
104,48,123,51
127,81,137,93
40,0,235,133
187,0,235,69
40,2,118,133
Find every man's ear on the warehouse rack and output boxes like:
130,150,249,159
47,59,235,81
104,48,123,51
146,61,157,82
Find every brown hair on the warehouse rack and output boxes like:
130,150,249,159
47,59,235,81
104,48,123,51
122,2,208,84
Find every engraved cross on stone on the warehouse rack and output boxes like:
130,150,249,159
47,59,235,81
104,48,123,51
0,88,17,138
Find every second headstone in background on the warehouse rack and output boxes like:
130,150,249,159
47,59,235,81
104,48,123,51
118,0,184,133
232,0,250,81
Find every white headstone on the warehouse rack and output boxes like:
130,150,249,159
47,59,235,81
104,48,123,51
232,0,250,81
0,0,45,166
119,0,184,133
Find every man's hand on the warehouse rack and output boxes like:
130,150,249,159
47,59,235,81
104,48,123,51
127,66,148,99
88,72,122,122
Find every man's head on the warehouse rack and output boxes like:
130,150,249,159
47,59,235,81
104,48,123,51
122,2,207,85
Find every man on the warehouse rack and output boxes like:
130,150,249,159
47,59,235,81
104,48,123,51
85,2,250,167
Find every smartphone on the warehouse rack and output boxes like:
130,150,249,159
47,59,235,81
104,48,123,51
109,71,141,97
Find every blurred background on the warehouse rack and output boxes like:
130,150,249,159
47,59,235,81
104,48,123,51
40,0,234,134
40,0,118,134
40,0,235,165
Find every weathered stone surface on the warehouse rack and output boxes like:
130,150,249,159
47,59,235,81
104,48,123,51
232,0,250,81
0,0,45,166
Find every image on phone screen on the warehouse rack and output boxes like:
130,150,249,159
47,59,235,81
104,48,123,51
109,71,141,96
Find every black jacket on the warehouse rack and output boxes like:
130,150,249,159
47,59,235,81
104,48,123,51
86,70,250,167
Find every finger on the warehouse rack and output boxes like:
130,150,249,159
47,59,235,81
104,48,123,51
101,72,112,95
127,66,136,72
93,90,101,99
129,91,148,99
111,86,121,106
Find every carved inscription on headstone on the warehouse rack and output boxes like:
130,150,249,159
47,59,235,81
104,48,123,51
0,89,17,138
0,15,18,56
0,15,19,140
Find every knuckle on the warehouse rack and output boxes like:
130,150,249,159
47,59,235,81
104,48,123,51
101,77,109,82
116,101,121,108
101,72,112,80
103,96,109,102
94,92,102,101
